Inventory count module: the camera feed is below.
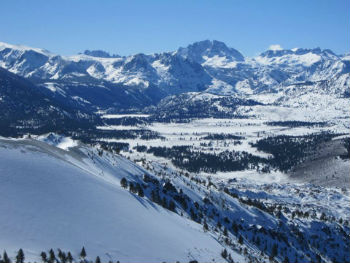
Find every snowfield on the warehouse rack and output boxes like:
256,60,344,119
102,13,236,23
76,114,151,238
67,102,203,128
0,137,241,263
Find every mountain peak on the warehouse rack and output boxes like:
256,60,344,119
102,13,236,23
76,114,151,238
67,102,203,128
0,41,52,56
260,47,338,59
177,40,244,63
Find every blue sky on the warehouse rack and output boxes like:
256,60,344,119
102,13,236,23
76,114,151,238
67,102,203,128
1,0,348,56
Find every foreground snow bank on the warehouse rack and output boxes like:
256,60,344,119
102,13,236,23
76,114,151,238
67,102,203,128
0,138,228,262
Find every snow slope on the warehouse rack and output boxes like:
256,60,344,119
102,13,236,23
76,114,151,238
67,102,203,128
0,137,233,262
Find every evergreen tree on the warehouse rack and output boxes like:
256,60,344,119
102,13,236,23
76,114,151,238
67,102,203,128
228,253,233,263
40,251,47,263
271,243,278,258
203,219,209,231
161,196,168,208
120,177,128,189
256,236,261,246
80,247,86,260
169,200,176,212
49,249,56,263
129,182,135,193
232,222,238,234
221,248,228,259
3,251,10,263
137,186,144,197
95,256,101,263
16,249,24,263
67,252,73,263
238,235,243,244
223,227,228,236
283,256,290,263
58,249,67,263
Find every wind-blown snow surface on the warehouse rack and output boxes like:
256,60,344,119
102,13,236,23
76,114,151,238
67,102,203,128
0,137,233,263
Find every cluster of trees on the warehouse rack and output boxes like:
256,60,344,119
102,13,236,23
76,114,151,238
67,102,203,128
201,133,245,140
251,133,339,172
0,247,112,263
102,117,147,126
266,121,327,128
141,132,343,175
120,177,144,197
69,128,163,145
0,249,24,263
147,146,265,173
133,145,147,152
147,96,261,122
99,142,129,154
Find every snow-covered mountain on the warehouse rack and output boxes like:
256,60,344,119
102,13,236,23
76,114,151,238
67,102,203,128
0,136,234,262
1,135,349,262
1,40,348,113
0,67,96,136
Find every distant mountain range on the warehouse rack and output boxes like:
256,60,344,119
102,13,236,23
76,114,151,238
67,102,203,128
0,40,349,131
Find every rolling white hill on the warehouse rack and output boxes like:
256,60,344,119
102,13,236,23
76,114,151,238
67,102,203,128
0,136,241,262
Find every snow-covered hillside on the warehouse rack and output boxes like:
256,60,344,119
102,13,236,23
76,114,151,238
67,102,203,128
1,135,349,263
0,136,237,262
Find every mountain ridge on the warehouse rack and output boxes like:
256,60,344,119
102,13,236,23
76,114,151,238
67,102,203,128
0,40,349,117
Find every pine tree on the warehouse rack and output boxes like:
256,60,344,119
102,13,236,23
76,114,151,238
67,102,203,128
80,247,87,260
41,251,47,263
223,227,228,236
16,249,25,263
169,200,176,211
58,249,67,263
221,248,228,259
120,177,128,189
203,219,209,231
161,196,168,208
3,251,10,263
271,243,278,258
49,249,56,263
67,252,73,263
95,256,101,263
238,235,243,244
129,182,134,193
137,186,144,197
283,256,290,263
256,236,261,246
232,222,238,234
